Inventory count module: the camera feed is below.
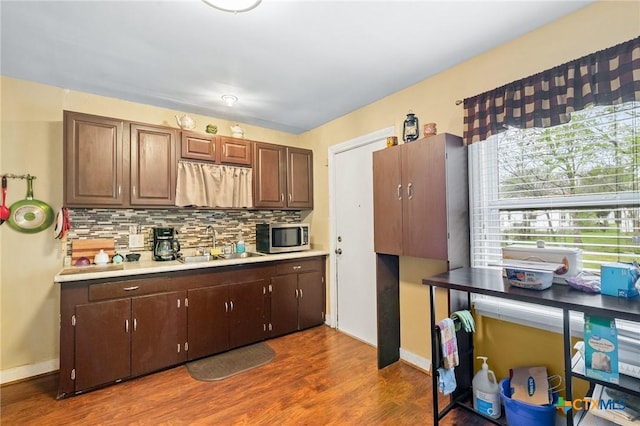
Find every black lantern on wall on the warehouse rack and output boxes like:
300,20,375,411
402,111,419,142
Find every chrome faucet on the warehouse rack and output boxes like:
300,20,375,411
206,225,216,249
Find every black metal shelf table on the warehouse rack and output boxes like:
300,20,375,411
423,267,640,426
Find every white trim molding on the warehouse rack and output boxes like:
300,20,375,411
1,358,59,385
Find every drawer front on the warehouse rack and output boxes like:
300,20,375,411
275,258,322,275
89,278,170,301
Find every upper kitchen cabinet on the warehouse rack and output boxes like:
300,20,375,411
64,111,125,206
220,136,252,166
373,133,469,268
179,132,252,166
180,130,219,163
130,123,177,206
253,142,313,209
64,111,178,208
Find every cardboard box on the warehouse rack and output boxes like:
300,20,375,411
584,314,619,384
600,262,639,298
502,245,582,284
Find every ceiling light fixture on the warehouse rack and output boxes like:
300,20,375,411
222,94,238,107
202,0,262,14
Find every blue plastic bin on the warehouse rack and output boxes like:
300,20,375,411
499,378,557,426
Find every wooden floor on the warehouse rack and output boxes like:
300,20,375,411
1,326,493,425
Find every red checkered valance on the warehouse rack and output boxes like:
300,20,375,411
463,36,640,144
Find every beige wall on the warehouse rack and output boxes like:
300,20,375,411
1,0,638,380
300,0,639,366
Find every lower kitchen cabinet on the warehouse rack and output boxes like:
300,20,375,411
73,290,185,393
269,257,326,337
186,279,267,360
57,256,326,398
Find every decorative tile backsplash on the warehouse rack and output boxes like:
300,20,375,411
65,208,302,254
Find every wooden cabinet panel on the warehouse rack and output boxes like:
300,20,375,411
131,292,184,376
89,278,169,301
63,111,178,208
254,142,287,208
181,131,218,162
130,123,177,206
373,145,403,255
270,256,325,337
373,134,468,264
298,270,324,330
254,143,313,209
228,279,267,348
186,286,229,360
220,136,252,166
75,299,131,392
287,147,313,209
269,274,299,337
64,111,125,206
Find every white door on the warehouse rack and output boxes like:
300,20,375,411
329,127,393,346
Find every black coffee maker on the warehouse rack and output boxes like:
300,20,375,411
153,227,180,261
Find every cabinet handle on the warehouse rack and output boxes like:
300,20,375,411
288,194,292,203
133,318,137,332
225,301,228,312
407,183,413,200
299,289,303,299
397,184,402,200
185,297,189,308
229,300,234,311
177,299,181,308
125,319,129,333
123,286,139,291
293,265,302,270
280,193,284,202
132,185,136,197
269,284,272,293
177,344,181,353
295,289,299,298
185,342,189,351
118,185,121,197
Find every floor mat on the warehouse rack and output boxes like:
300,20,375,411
186,342,275,381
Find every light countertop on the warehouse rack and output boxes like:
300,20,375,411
54,250,329,283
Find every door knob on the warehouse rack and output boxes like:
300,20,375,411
335,248,342,255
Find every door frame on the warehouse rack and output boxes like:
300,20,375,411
327,126,394,329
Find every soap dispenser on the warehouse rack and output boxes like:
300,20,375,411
236,232,245,254
472,356,501,419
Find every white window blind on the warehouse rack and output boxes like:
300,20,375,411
469,102,640,337
469,102,640,272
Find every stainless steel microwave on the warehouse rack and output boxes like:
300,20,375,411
256,223,310,254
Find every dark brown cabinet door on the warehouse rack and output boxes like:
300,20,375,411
373,145,403,255
130,123,177,206
254,142,287,208
186,286,229,360
220,137,252,166
269,274,299,337
131,292,184,376
403,137,447,260
180,131,218,162
287,147,313,209
74,298,131,392
297,270,324,330
228,279,267,349
64,111,125,206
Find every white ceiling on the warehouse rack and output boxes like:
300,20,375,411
1,0,595,134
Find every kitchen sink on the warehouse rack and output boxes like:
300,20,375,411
178,252,266,263
218,252,266,259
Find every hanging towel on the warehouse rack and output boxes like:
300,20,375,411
437,367,457,395
451,310,475,333
437,318,459,369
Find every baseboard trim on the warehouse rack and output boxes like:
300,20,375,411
1,359,59,385
400,348,431,374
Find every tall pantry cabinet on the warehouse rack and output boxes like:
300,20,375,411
373,133,468,268
372,133,469,368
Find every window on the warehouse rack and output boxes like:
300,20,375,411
469,102,640,337
469,102,640,271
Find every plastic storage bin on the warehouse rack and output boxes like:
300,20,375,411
499,378,557,426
